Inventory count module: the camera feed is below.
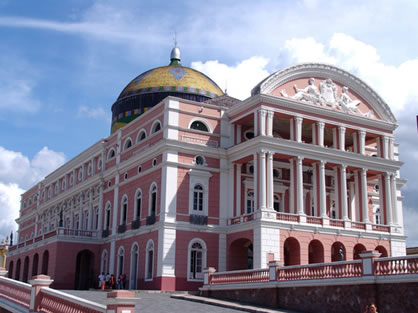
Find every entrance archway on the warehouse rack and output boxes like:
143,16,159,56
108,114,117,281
331,242,346,262
228,239,253,270
15,259,21,280
308,240,324,264
283,237,300,266
74,250,94,290
41,250,49,275
8,261,13,279
353,243,366,260
22,256,29,282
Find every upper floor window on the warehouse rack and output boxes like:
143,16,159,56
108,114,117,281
107,148,116,160
194,155,206,167
246,191,254,214
124,138,132,151
69,174,74,186
104,203,111,230
135,190,142,220
78,168,83,181
190,120,209,132
151,120,161,134
88,163,92,176
244,130,254,140
136,129,147,143
274,195,282,212
193,184,204,211
149,184,157,216
121,196,128,225
55,183,59,195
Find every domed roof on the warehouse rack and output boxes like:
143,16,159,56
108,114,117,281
111,47,223,134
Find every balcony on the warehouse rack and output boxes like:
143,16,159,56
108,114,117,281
131,219,140,230
190,214,208,225
146,214,156,226
102,229,110,238
117,224,126,234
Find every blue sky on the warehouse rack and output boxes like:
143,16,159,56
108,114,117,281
0,0,418,246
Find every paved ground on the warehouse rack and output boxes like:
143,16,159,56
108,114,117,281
63,290,302,313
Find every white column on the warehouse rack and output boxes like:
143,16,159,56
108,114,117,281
289,118,294,141
319,161,327,218
339,126,346,151
295,117,303,143
340,165,348,220
296,156,304,215
97,183,104,232
317,121,325,147
78,195,83,230
383,136,389,159
254,111,258,137
236,164,241,216
384,173,393,225
389,138,395,160
354,171,360,222
376,137,381,157
289,158,295,214
267,111,273,137
266,151,274,210
87,189,93,230
359,131,366,155
332,128,337,149
253,153,258,211
312,163,318,216
112,175,120,234
390,173,398,224
352,133,358,153
69,199,74,229
259,151,266,210
236,125,242,144
311,123,317,145
349,181,355,221
361,169,369,223
259,110,266,136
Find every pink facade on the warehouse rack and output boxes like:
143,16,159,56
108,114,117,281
6,61,406,291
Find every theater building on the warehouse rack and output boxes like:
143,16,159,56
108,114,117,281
6,47,406,291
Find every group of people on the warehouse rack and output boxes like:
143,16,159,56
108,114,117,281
98,272,127,290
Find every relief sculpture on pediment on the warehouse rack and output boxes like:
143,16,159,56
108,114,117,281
280,78,374,118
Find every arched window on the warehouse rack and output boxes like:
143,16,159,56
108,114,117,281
130,243,139,289
121,195,128,225
190,120,209,132
101,250,108,274
151,120,161,134
104,202,111,230
15,259,21,280
145,240,154,280
8,261,13,279
32,253,39,277
117,246,125,278
246,191,254,214
188,240,207,280
124,138,132,151
136,129,147,143
193,184,204,211
107,148,116,160
41,251,49,275
374,208,382,225
135,190,142,220
149,184,157,216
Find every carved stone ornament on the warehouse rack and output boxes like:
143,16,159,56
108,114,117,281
280,78,374,118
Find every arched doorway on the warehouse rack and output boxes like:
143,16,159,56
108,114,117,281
331,242,346,262
22,256,29,282
375,245,388,257
353,244,367,260
32,253,39,277
41,251,49,275
130,244,139,289
308,240,324,264
228,239,253,270
283,237,300,266
15,259,21,280
8,261,13,279
74,250,94,290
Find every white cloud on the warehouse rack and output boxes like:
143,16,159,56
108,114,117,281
77,106,108,119
0,183,23,240
191,57,270,100
282,33,418,113
0,146,66,239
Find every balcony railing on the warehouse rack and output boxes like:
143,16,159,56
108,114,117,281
117,224,126,234
102,229,110,238
131,219,140,229
190,214,208,225
146,214,156,226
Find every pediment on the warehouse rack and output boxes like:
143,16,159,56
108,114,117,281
251,63,396,124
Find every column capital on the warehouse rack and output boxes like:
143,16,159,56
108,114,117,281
359,130,366,136
338,125,346,132
259,109,267,117
258,149,267,157
317,121,325,128
294,116,303,123
266,151,274,159
340,164,347,170
318,160,326,167
267,110,274,117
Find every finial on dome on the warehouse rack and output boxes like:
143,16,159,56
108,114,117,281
170,31,181,65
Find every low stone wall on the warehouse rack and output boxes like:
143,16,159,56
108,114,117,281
202,281,418,313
